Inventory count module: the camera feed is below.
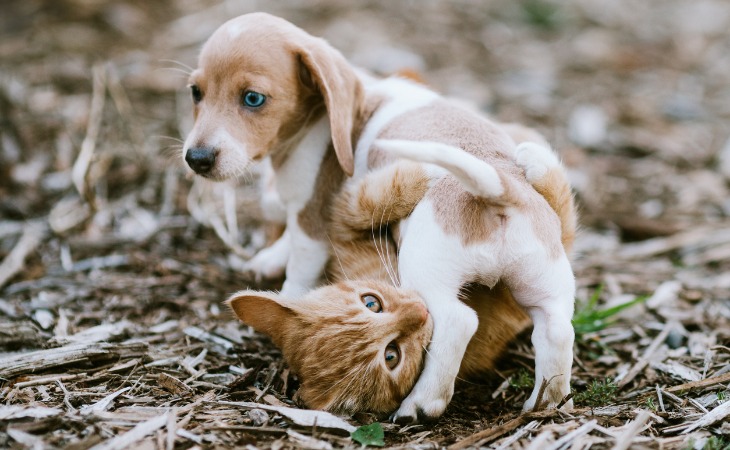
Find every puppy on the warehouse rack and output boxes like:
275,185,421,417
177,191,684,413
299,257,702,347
184,13,576,422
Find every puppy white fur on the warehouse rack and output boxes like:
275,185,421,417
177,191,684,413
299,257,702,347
184,13,576,422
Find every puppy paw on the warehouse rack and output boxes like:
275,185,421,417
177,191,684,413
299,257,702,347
391,392,449,424
523,381,573,411
244,246,287,283
280,280,310,299
514,142,560,183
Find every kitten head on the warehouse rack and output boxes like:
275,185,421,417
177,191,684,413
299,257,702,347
227,280,433,415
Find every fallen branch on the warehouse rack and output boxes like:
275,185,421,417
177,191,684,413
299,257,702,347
0,341,148,379
665,372,730,393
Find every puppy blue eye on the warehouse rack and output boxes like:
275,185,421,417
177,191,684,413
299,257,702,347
242,91,266,108
361,294,382,313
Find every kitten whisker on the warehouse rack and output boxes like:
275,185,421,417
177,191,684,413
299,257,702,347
383,193,400,287
326,233,350,281
370,212,393,286
375,189,398,287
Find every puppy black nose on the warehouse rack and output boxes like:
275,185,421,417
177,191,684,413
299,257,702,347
185,147,217,174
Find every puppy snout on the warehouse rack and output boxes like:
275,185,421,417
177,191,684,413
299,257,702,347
185,147,218,174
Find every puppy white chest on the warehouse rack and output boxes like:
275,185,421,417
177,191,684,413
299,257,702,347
275,116,331,209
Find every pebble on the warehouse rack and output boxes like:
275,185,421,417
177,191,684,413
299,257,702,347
248,408,270,426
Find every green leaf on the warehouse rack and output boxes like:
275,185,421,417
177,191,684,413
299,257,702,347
351,423,385,447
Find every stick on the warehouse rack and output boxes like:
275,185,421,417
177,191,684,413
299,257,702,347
665,372,730,393
0,222,47,289
72,63,106,209
0,341,147,379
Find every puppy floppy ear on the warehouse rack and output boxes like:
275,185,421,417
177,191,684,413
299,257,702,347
226,290,297,348
298,42,362,176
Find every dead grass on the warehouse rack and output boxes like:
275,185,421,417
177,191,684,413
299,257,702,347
1,0,729,448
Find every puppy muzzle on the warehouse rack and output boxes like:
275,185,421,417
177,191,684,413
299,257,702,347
185,146,218,175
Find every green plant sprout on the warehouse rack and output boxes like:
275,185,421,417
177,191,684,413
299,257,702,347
572,285,647,335
574,378,618,407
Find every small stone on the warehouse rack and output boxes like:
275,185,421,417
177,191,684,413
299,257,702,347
665,329,685,350
248,408,269,427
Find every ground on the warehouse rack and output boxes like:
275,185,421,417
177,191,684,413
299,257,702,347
1,0,729,449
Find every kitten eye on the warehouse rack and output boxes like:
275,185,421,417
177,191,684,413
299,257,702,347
384,342,400,370
190,84,202,104
361,294,382,313
242,90,266,108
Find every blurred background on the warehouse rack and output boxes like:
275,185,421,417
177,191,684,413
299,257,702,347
3,0,730,232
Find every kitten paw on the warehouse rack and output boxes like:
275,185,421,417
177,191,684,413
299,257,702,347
514,142,560,183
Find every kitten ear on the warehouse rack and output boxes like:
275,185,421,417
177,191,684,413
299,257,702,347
226,290,296,346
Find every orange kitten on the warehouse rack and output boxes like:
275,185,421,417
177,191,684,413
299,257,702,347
229,129,576,415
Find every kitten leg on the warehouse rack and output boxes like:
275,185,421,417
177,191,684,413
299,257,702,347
507,253,576,411
391,202,479,423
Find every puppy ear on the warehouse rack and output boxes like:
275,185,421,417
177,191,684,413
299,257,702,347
298,43,361,176
226,290,296,347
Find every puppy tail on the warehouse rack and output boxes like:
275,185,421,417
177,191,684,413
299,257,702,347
374,139,504,199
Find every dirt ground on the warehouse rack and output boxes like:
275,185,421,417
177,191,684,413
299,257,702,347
1,0,729,448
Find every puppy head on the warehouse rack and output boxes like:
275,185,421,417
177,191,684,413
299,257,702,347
183,13,360,180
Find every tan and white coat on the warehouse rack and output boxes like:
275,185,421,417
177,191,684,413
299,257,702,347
183,12,576,422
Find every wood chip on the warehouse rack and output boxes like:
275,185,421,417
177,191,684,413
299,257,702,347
612,410,652,450
0,405,63,420
184,326,235,355
215,401,356,433
158,373,193,396
89,413,169,450
0,221,47,289
681,400,730,434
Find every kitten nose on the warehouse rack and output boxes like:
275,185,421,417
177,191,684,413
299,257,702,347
404,303,429,330
185,146,218,174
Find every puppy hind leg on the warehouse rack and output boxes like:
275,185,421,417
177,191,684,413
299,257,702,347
509,256,576,411
514,142,577,253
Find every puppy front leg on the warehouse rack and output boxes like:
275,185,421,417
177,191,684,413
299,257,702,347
244,230,291,282
391,211,478,423
279,218,329,298
393,292,478,422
